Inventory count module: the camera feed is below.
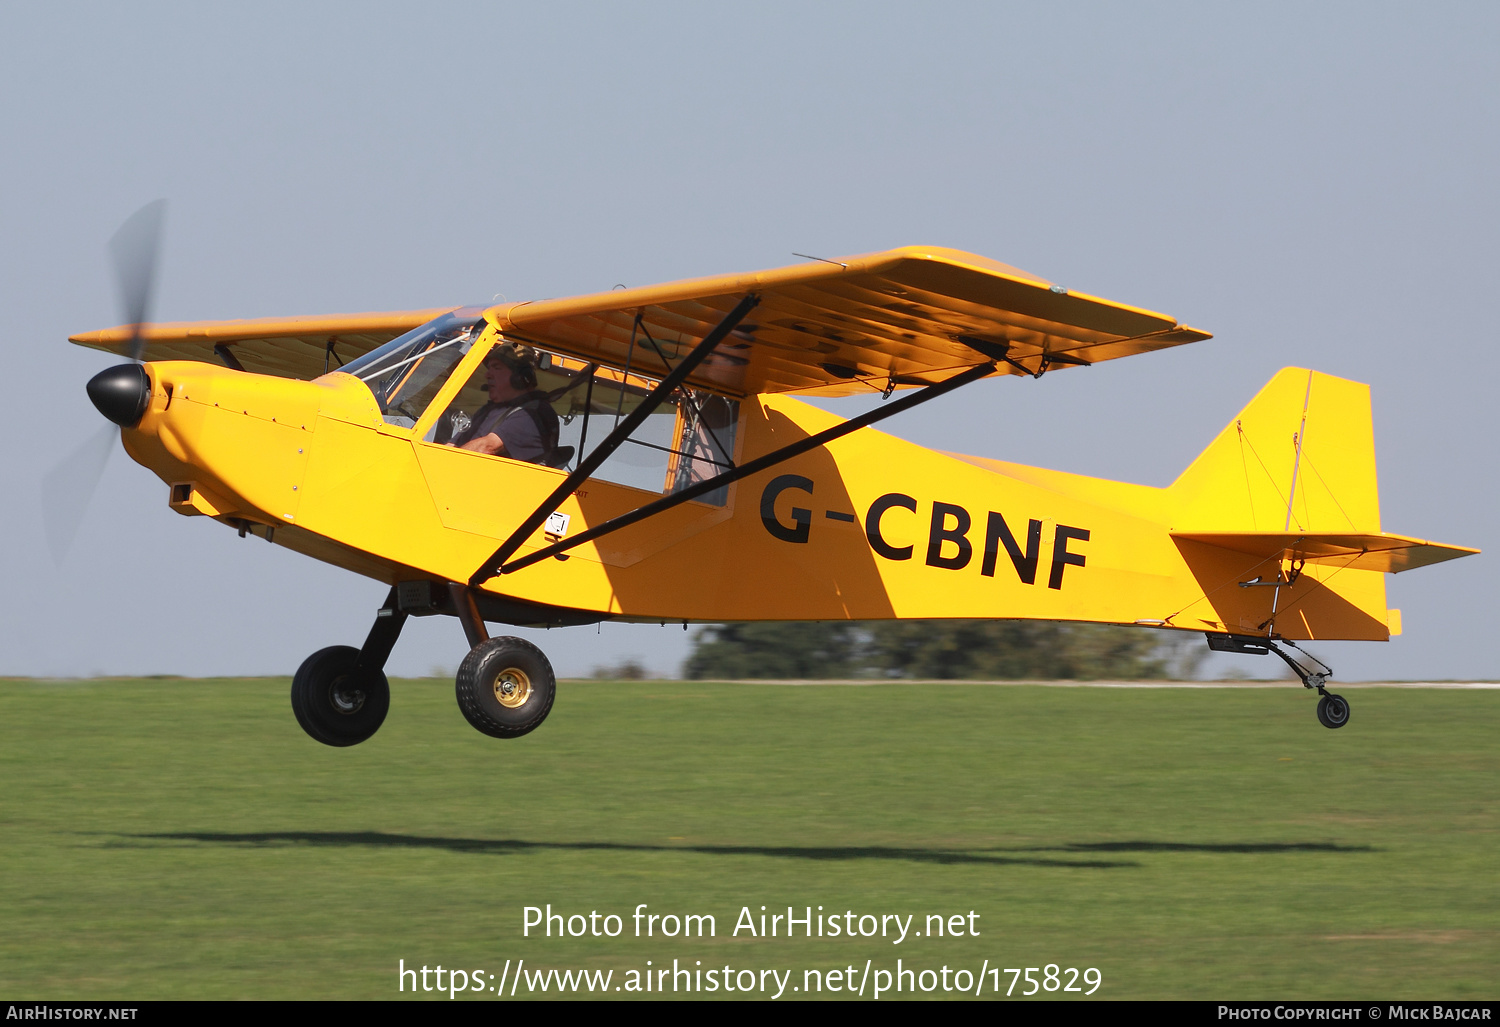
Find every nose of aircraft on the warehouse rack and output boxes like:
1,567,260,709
87,363,151,427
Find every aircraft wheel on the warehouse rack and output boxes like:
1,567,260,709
1316,692,1350,730
291,645,390,747
455,636,556,738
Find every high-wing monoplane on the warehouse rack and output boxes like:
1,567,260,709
68,211,1477,744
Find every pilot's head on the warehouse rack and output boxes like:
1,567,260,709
482,342,538,401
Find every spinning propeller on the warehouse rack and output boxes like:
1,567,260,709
43,200,167,562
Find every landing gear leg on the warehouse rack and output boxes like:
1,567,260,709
1268,640,1348,730
1204,633,1348,729
291,587,407,746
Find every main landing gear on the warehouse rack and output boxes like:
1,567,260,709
1205,633,1348,729
290,590,404,747
447,584,556,739
290,645,391,746
291,584,557,747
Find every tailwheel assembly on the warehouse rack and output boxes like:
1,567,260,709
1205,632,1348,729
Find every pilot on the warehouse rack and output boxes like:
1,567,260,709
449,342,560,464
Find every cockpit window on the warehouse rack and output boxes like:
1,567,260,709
415,337,740,504
547,359,737,500
669,392,737,505
340,306,488,427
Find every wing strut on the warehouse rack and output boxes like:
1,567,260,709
469,292,761,585
489,360,997,578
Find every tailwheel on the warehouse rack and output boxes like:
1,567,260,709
291,645,391,747
1204,634,1347,731
455,636,556,738
1316,692,1351,730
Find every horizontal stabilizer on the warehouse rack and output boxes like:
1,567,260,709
1172,531,1479,573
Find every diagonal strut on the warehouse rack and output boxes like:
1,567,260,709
469,292,760,585
496,361,997,576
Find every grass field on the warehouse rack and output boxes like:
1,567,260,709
0,676,1495,1000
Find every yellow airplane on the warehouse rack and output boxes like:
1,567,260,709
70,207,1476,745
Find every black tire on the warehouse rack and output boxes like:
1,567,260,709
1316,692,1350,730
455,636,556,738
291,645,390,747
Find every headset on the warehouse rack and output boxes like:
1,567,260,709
485,341,538,390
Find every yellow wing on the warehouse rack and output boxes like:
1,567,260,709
496,245,1210,397
68,308,455,380
69,246,1208,394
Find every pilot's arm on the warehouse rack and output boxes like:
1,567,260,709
459,406,546,462
459,433,507,456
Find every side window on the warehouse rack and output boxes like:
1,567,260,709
426,349,589,466
421,341,739,505
571,366,738,502
668,393,738,506
574,364,684,492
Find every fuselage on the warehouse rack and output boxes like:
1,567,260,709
119,358,1394,640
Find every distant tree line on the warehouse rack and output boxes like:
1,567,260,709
682,620,1206,680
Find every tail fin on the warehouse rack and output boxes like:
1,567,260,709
1170,367,1380,534
1166,369,1475,641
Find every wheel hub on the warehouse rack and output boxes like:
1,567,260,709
493,668,532,709
329,675,366,714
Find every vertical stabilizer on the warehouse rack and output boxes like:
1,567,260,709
1170,368,1381,533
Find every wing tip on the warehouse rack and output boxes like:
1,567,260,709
868,245,1056,288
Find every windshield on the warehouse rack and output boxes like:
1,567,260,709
340,306,488,427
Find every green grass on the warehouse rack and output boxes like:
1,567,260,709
0,677,1495,1000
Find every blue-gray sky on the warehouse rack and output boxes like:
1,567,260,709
3,2,1495,680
